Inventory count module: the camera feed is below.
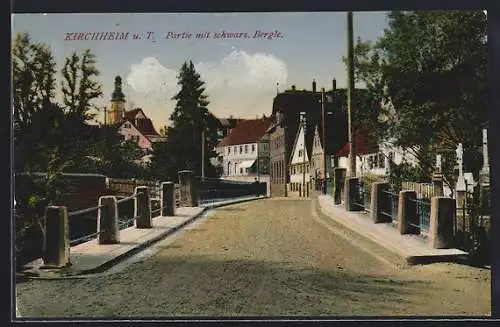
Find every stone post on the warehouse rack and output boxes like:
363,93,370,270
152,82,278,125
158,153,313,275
455,143,466,197
432,172,444,197
161,182,176,216
333,168,346,205
429,196,456,249
178,170,199,206
98,196,119,244
42,206,70,268
397,191,418,235
135,186,152,228
345,177,362,211
479,129,490,215
371,182,390,223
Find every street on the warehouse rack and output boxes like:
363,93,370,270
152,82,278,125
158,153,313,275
16,198,490,317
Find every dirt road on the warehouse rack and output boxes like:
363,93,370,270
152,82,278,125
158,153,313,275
16,198,490,317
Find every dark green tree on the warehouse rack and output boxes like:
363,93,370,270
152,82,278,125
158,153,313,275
149,60,221,180
12,33,57,131
349,11,487,187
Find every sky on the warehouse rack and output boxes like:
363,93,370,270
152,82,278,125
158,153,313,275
12,12,390,130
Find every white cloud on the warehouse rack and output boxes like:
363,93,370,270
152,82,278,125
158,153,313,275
125,50,288,124
126,57,178,102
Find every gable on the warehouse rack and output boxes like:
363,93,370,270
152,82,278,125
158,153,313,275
312,125,323,155
135,111,146,119
290,125,310,165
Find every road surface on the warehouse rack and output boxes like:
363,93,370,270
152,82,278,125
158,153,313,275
16,198,490,317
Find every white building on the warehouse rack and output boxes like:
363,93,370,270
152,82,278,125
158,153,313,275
336,131,419,177
217,117,273,177
288,122,311,196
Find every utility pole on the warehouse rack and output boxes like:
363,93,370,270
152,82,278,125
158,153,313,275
321,88,327,194
301,113,307,198
257,141,260,182
201,128,205,179
347,11,356,177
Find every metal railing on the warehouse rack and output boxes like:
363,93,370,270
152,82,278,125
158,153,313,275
351,180,370,213
380,190,399,223
408,197,431,234
197,177,266,205
68,192,142,246
67,203,107,246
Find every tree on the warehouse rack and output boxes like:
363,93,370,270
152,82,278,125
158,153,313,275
59,49,104,171
350,11,487,185
61,49,103,119
12,32,57,131
150,60,221,180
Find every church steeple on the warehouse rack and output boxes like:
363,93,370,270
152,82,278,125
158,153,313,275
111,76,126,102
107,75,126,124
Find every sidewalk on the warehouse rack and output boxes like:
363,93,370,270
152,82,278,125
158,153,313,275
316,195,468,265
22,196,266,279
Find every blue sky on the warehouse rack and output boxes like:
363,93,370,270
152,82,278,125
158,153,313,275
12,12,389,129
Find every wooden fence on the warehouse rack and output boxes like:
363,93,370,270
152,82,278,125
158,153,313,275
401,181,436,199
106,178,180,206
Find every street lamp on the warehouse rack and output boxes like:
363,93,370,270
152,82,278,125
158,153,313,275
300,112,307,197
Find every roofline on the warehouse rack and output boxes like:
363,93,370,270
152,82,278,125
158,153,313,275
288,123,304,166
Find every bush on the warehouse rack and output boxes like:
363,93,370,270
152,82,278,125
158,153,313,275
361,173,386,196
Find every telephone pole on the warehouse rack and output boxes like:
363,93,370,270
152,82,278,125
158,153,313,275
321,88,327,194
347,11,356,177
201,129,205,179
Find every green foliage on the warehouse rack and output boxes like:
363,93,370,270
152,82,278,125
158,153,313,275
388,161,421,191
349,11,487,181
61,49,103,119
149,60,221,180
361,173,386,195
12,32,57,130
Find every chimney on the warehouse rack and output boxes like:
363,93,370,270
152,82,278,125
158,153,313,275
291,85,296,91
312,79,317,93
332,78,337,91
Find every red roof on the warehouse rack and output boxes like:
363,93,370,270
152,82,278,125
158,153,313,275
336,129,378,157
217,117,274,146
124,108,145,120
123,108,160,136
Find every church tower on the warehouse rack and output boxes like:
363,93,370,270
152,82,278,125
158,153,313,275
107,76,126,124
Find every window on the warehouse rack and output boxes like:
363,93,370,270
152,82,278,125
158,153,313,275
378,153,385,169
240,168,243,174
245,145,248,153
252,144,255,152
228,147,231,154
298,150,303,157
246,168,249,173
234,146,237,153
368,155,374,169
239,146,243,154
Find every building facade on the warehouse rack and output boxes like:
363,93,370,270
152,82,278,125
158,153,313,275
288,122,311,197
104,76,166,161
267,79,347,197
217,117,273,177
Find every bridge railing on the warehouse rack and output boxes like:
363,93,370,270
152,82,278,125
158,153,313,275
40,181,178,268
37,170,267,268
341,180,458,250
196,176,267,205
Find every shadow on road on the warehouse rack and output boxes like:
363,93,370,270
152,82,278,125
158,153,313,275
16,254,437,317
